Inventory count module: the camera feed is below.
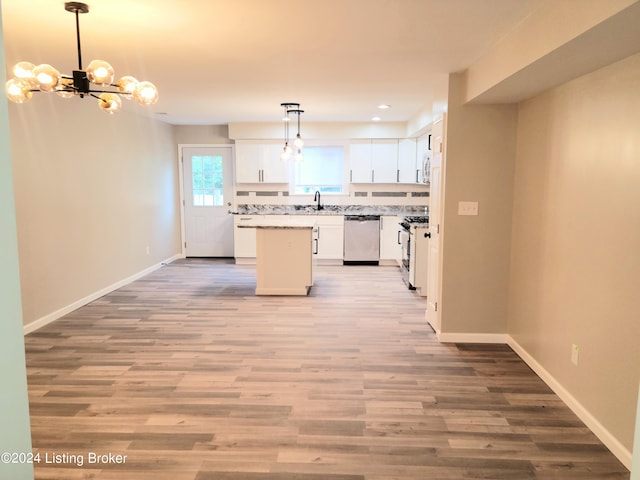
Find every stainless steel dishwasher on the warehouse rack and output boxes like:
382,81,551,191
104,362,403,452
343,215,380,265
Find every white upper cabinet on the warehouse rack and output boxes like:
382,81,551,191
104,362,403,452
349,140,373,183
235,142,289,184
349,139,400,183
235,143,260,183
349,139,425,184
397,138,418,183
371,139,399,183
260,144,289,183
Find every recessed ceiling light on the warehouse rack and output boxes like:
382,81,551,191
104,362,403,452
378,104,390,109
372,116,381,122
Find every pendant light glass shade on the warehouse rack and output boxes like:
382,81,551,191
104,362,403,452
133,81,159,106
281,143,293,161
98,92,122,114
55,78,75,98
5,78,33,103
33,64,60,92
13,61,36,82
116,76,138,99
294,133,304,149
86,60,114,85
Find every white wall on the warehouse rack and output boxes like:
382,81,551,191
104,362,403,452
9,96,181,327
509,52,640,459
0,6,34,477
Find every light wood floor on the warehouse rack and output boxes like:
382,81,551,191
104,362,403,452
24,259,629,479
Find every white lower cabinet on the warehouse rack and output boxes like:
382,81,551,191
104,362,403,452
379,215,402,261
233,215,263,260
313,216,344,260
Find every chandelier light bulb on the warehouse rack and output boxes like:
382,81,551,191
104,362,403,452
294,133,304,149
86,60,114,85
32,64,60,92
98,92,122,114
13,61,36,82
295,148,303,161
133,81,159,106
116,76,139,99
55,78,75,98
6,78,33,103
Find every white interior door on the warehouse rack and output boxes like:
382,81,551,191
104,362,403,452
426,118,445,334
182,146,234,257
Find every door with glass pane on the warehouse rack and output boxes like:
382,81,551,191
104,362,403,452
183,146,233,257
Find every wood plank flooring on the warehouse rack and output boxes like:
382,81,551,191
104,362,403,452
24,259,629,479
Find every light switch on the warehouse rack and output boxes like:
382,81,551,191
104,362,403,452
458,201,479,216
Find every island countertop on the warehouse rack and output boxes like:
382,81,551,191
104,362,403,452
235,217,316,229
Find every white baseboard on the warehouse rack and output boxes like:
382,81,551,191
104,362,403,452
507,336,632,470
23,254,182,335
437,332,509,344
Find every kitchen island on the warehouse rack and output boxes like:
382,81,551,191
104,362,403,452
237,221,315,295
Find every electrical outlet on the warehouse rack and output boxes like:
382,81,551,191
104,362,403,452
571,344,579,366
458,201,479,216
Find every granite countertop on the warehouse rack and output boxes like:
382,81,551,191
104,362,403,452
231,204,428,217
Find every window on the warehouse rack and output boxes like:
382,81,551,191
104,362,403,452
192,154,224,206
293,145,345,194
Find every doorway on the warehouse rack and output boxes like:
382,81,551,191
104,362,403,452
181,146,234,257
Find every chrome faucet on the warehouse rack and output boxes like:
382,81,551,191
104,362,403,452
313,190,323,210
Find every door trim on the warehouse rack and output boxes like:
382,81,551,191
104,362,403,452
177,144,235,258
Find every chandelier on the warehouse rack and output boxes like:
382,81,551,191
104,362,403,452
280,102,304,160
5,2,158,114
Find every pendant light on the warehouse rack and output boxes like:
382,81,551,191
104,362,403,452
5,2,158,114
279,102,304,161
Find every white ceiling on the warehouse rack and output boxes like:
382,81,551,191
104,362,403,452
2,0,544,125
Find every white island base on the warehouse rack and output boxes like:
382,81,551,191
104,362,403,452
252,225,314,295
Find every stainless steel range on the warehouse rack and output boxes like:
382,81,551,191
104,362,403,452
399,215,429,293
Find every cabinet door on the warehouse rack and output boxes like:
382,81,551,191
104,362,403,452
379,216,402,260
349,141,372,183
260,144,289,183
371,140,399,183
233,215,262,258
315,223,344,259
235,143,260,183
398,138,418,183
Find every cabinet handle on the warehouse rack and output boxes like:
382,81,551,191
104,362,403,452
397,169,400,183
371,170,375,182
397,230,401,244
350,170,353,182
416,169,419,183
313,238,319,255
424,232,431,238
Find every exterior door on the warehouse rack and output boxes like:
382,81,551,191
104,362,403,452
182,146,234,257
426,117,445,334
